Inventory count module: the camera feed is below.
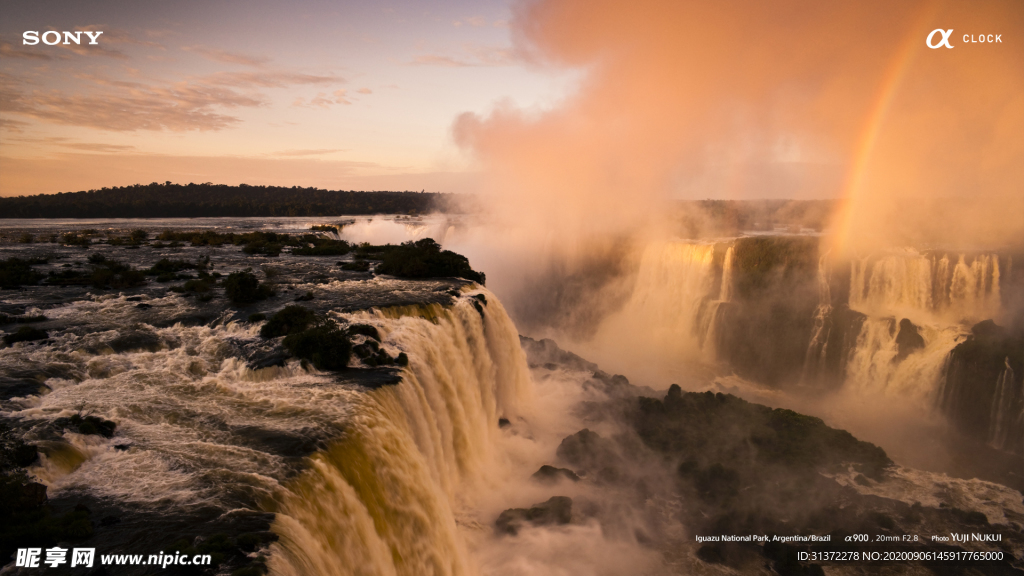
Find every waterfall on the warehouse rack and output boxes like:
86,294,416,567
593,241,719,361
801,253,833,382
988,358,1023,452
718,246,734,303
849,250,1002,323
699,246,734,360
842,318,962,400
267,291,533,576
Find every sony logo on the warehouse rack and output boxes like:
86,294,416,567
22,31,103,45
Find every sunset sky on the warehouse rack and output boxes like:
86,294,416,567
0,0,580,195
0,0,1020,224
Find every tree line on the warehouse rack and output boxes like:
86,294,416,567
0,183,455,218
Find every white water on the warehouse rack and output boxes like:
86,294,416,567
267,293,532,576
850,250,1002,324
989,358,1022,451
801,253,833,383
586,241,724,384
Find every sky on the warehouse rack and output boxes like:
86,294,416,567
0,0,1020,236
0,0,580,195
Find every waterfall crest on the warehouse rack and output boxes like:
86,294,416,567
268,291,532,576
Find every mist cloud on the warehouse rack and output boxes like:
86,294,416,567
454,0,1023,252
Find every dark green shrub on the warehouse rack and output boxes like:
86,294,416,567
375,238,485,283
0,258,44,289
89,259,146,289
224,270,274,304
242,240,283,257
340,260,370,272
283,320,351,370
260,306,316,338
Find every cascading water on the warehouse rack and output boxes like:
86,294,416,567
585,241,727,383
987,359,1022,452
801,253,833,383
850,250,1002,323
267,292,534,576
697,246,733,361
844,250,1006,406
842,318,962,400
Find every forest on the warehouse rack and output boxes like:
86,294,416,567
0,183,453,218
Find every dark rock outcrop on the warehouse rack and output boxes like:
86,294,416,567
938,320,1024,454
894,318,925,362
108,330,163,353
495,496,573,535
555,429,619,477
531,465,580,484
53,414,117,438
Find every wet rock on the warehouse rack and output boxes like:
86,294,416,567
16,482,48,510
247,351,291,370
555,429,619,474
939,319,1024,453
2,326,49,347
260,305,316,338
531,465,580,484
100,515,121,526
0,377,50,401
498,418,511,428
53,414,117,438
108,330,162,353
495,496,573,535
894,318,925,361
346,323,380,341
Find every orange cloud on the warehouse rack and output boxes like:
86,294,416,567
183,46,271,67
455,0,1023,251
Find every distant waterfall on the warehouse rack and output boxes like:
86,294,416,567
988,358,1023,452
802,253,833,383
268,291,532,576
700,246,734,359
842,318,961,400
850,251,1002,323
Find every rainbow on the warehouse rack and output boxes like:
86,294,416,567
828,2,940,258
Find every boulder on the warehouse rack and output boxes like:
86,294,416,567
531,465,580,484
894,318,925,361
495,496,572,535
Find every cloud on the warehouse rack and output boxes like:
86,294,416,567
205,70,344,88
58,142,138,153
183,45,270,67
274,149,347,157
412,54,471,67
0,42,53,60
293,89,351,108
357,87,373,94
454,16,489,27
0,76,261,131
411,46,514,67
0,118,30,132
